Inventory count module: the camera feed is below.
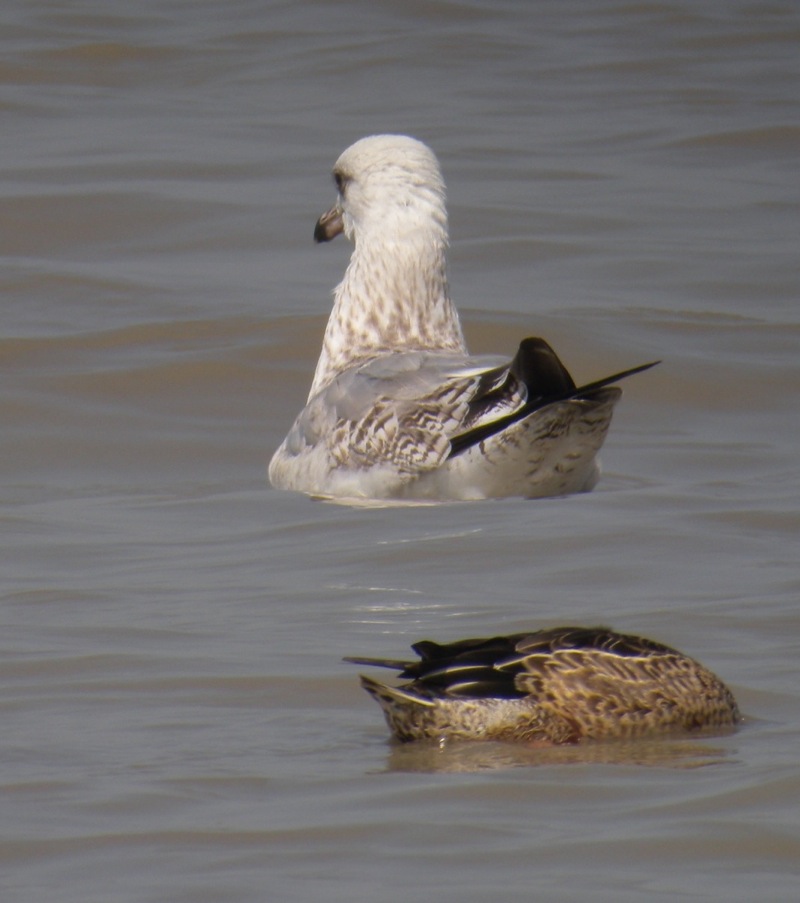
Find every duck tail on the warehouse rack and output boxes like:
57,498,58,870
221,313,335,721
358,674,435,708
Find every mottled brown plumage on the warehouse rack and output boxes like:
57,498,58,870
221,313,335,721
346,627,739,745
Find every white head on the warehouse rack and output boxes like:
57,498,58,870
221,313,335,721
309,135,465,398
314,134,448,248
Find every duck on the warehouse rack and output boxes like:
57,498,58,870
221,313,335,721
268,135,657,502
345,626,740,744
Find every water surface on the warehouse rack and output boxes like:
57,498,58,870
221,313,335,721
2,2,799,901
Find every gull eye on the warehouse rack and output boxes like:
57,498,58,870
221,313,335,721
333,170,348,194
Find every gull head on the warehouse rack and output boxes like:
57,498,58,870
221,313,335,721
307,135,464,397
314,134,448,247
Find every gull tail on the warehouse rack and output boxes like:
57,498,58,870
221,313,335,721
448,337,659,459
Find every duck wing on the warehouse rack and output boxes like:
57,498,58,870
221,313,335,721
345,628,683,702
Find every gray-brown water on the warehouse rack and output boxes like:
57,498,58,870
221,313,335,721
2,2,799,901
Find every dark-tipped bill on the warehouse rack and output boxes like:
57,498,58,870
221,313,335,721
314,205,344,243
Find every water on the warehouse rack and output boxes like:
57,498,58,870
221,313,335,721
2,1,799,900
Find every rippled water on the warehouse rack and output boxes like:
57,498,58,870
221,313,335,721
3,2,799,901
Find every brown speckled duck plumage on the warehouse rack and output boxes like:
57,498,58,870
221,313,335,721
346,626,740,745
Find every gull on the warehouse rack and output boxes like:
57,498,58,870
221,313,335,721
269,135,656,503
345,626,740,744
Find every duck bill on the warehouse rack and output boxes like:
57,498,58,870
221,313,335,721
314,205,344,243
